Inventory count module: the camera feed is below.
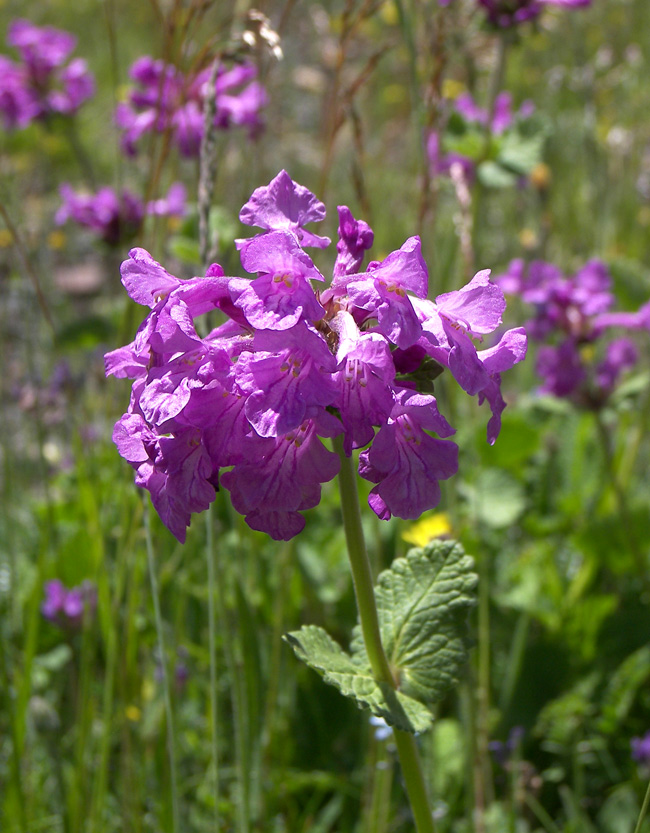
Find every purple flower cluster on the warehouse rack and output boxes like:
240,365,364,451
42,579,97,629
438,0,591,28
0,19,94,130
497,258,650,404
115,56,268,158
106,171,526,542
56,182,187,247
478,0,591,28
428,92,534,181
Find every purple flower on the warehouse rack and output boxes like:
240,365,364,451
498,257,650,405
359,389,458,521
115,57,267,158
632,732,650,767
237,169,331,249
233,231,326,329
107,173,525,541
56,183,186,246
333,206,374,277
42,579,97,629
0,20,94,129
341,236,429,349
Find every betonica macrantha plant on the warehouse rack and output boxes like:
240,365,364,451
106,170,528,832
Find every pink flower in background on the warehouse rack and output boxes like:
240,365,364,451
115,56,267,157
497,258,650,405
0,19,94,129
56,182,186,246
42,579,97,629
438,0,592,27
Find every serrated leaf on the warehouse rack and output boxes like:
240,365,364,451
363,540,477,706
283,625,434,733
285,540,477,734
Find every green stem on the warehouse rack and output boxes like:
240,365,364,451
206,508,221,829
393,730,437,833
634,777,650,833
144,505,180,833
334,437,394,687
334,437,436,833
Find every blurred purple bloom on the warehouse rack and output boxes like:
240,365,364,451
489,726,525,767
427,92,534,181
497,258,650,405
56,182,186,246
116,56,267,157
475,0,591,28
0,19,94,129
42,579,97,629
632,732,650,766
107,173,525,541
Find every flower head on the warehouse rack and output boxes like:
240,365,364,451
107,172,525,541
115,56,267,157
42,579,96,629
497,258,650,406
446,0,593,28
0,19,94,129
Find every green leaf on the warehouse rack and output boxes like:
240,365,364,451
496,132,545,175
477,160,519,189
462,468,526,529
284,625,434,733
285,540,477,734
365,540,477,705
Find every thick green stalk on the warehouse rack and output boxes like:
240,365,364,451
334,437,395,687
334,437,436,833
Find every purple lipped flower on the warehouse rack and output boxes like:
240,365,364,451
237,169,331,250
107,172,525,541
359,389,458,521
333,205,374,277
233,230,326,329
331,311,396,455
236,324,339,438
0,20,94,128
342,236,429,349
221,414,341,541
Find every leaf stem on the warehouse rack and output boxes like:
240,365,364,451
334,437,436,833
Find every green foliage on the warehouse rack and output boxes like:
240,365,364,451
286,540,477,733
